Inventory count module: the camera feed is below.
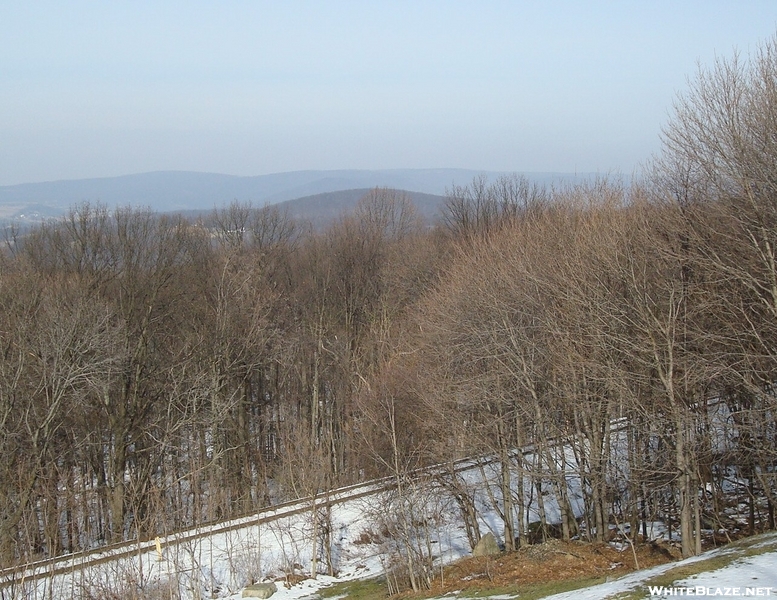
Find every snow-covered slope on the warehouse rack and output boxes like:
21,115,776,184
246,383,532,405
542,533,777,600
5,450,773,599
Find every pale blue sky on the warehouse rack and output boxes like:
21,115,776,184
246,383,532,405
1,1,776,185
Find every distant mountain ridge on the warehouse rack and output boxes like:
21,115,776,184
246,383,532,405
0,169,594,222
273,188,447,228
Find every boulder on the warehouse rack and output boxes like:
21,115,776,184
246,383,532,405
472,531,500,556
242,582,278,598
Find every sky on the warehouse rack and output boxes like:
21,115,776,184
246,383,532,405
1,1,777,187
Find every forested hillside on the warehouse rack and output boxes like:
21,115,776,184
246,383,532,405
2,35,777,575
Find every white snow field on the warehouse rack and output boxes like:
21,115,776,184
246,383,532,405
2,445,774,599
542,532,777,600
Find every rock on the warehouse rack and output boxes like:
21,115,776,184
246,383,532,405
472,532,501,556
242,582,278,598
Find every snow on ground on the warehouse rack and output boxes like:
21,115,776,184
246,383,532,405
9,478,474,599
7,441,773,599
671,553,777,595
238,533,777,600
540,532,777,600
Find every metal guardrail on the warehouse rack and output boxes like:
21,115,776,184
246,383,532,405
0,453,492,590
0,411,647,591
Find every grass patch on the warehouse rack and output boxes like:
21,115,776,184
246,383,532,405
736,533,777,555
457,575,608,600
455,583,519,598
318,574,607,600
319,575,389,600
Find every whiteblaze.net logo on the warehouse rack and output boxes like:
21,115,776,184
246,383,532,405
648,586,773,597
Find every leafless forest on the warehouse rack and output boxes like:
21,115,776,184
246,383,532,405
2,36,777,570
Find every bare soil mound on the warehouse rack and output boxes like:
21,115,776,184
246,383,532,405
428,539,681,595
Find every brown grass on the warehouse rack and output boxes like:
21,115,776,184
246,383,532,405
425,539,680,597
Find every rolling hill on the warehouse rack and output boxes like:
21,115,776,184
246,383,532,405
0,169,593,223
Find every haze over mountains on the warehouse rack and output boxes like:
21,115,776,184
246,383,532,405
0,169,595,223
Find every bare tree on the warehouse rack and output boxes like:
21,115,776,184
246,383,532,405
442,174,546,241
0,270,124,561
653,33,777,538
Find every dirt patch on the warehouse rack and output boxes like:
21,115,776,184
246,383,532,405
428,539,680,595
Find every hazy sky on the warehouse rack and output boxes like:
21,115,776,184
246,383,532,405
1,1,776,186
